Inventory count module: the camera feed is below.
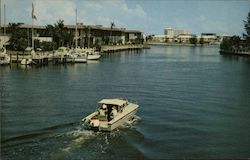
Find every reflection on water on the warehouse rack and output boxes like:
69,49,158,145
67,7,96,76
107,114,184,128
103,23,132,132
1,46,250,159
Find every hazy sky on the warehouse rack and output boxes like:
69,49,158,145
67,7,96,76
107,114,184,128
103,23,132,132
3,0,250,35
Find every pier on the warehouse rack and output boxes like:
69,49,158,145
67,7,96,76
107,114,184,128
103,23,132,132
219,50,250,56
101,44,146,53
4,44,150,66
8,52,69,65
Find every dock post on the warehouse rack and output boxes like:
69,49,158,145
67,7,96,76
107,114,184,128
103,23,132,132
16,52,19,66
9,53,12,66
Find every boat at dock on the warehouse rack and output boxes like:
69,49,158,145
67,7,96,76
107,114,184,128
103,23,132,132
0,47,10,65
84,48,101,60
20,58,32,65
81,98,139,131
20,50,35,65
54,47,70,57
72,48,87,63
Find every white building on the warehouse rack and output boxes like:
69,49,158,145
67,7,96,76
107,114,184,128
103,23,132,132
177,34,195,43
152,35,166,42
164,27,174,37
164,27,191,37
200,33,218,44
174,29,190,36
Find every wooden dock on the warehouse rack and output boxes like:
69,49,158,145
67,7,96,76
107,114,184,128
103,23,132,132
101,44,145,53
5,44,150,66
9,53,72,65
219,50,250,56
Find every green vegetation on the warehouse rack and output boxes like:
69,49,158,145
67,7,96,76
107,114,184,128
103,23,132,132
199,37,204,45
220,12,250,52
7,20,73,51
43,20,74,49
189,36,197,45
8,23,28,51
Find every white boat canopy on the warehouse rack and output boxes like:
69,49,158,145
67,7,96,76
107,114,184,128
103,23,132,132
98,99,127,106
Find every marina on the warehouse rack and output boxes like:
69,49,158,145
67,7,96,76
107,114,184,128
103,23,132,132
1,44,147,66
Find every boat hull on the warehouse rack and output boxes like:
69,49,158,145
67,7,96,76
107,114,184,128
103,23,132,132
82,102,139,132
20,59,32,65
0,59,10,65
87,54,101,60
74,58,87,63
99,107,138,131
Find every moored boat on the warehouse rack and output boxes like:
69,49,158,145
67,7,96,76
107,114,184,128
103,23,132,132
72,48,87,63
85,48,101,60
0,47,10,65
81,98,139,131
20,58,32,65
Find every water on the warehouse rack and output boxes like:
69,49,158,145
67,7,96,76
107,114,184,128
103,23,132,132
1,45,250,159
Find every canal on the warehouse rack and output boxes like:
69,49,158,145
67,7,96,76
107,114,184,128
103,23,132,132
1,45,250,159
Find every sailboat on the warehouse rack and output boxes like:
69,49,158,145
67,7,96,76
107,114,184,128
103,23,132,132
21,3,36,65
0,4,10,65
71,8,87,63
85,48,101,60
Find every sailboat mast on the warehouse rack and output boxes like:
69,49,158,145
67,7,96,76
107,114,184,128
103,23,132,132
0,0,1,35
32,13,34,50
3,3,5,47
75,8,77,48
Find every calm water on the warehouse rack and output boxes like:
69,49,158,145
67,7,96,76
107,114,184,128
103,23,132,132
1,45,250,159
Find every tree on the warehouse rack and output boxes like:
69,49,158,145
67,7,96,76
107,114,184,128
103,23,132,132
40,41,54,51
54,19,65,47
44,24,55,37
190,36,197,45
243,12,250,47
199,37,204,45
8,23,28,51
220,36,241,51
243,12,250,37
109,22,115,45
44,20,74,49
146,35,153,42
165,38,169,43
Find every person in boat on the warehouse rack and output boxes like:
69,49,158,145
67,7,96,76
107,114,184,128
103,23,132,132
110,106,117,120
99,104,107,116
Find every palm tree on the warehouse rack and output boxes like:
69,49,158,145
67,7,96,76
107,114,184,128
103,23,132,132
54,19,65,47
8,23,28,51
109,21,115,45
243,11,250,46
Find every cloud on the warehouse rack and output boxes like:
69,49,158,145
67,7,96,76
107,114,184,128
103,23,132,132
77,0,148,28
32,0,76,25
15,0,148,30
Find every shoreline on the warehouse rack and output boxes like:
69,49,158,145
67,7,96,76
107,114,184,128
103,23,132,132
219,50,250,56
5,44,146,55
144,42,220,46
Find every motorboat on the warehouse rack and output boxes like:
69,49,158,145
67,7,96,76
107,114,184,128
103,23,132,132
21,58,32,65
81,98,139,131
0,47,10,65
21,50,35,65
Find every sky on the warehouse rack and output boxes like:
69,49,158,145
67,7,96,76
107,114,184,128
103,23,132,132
2,0,250,35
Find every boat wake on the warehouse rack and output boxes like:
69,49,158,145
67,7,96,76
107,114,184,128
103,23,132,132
58,127,99,153
120,115,141,129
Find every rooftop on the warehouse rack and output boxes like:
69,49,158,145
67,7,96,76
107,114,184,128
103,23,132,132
98,99,127,106
1,24,141,33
